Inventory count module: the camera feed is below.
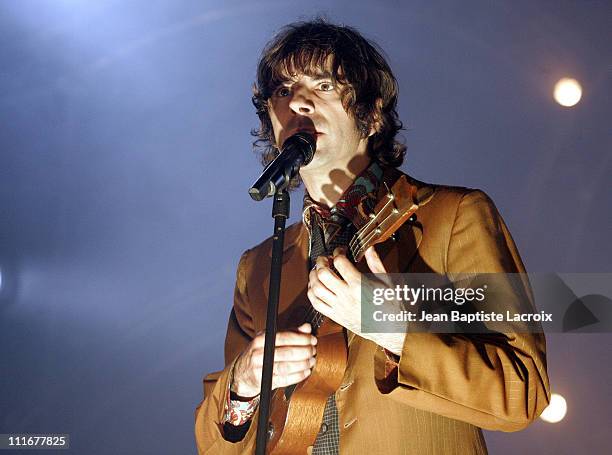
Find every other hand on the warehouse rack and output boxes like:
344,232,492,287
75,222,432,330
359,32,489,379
231,323,317,398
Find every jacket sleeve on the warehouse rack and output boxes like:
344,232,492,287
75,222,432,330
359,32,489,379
374,190,551,431
195,250,259,454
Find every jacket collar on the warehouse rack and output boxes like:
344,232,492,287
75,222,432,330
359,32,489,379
267,168,435,270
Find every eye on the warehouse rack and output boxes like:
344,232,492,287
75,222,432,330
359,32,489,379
274,86,291,97
318,81,335,91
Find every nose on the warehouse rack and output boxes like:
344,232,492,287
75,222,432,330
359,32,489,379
288,85,315,115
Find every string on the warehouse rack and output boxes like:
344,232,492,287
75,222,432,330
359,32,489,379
303,190,413,330
348,195,396,255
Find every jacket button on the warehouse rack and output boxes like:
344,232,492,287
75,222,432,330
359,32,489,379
319,423,328,435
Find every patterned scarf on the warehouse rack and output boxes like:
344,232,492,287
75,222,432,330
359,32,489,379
302,160,384,265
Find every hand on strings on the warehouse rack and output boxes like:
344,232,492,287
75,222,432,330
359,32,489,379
307,246,387,336
307,246,405,355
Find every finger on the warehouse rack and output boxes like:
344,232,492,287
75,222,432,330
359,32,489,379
276,330,317,347
297,323,312,334
308,291,332,317
253,331,316,349
312,256,344,294
332,246,347,257
249,348,314,369
332,253,360,285
317,268,347,296
365,246,387,274
272,369,312,389
250,344,315,371
314,255,331,271
273,357,316,376
295,324,317,345
272,345,316,362
309,277,338,305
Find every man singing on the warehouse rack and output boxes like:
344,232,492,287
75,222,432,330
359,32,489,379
195,20,550,454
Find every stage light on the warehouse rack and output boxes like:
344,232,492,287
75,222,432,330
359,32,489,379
540,393,567,423
554,78,582,107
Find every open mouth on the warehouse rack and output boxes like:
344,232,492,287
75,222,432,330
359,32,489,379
282,129,322,146
296,129,321,136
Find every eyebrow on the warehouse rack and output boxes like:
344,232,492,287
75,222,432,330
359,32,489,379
308,70,334,81
276,70,335,86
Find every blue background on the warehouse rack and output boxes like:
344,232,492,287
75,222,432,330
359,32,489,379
1,1,610,453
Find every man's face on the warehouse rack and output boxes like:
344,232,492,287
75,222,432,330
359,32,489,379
267,68,369,173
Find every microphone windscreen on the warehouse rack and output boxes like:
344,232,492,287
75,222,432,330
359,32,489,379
282,132,316,164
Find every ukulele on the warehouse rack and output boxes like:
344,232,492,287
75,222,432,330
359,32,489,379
265,175,422,454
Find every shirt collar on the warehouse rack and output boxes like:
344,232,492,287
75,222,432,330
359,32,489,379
302,160,384,232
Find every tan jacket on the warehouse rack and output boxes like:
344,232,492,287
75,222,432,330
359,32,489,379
195,169,550,454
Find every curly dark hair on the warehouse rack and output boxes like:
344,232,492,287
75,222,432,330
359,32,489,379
251,19,406,189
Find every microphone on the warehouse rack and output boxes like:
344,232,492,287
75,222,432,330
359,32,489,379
248,132,316,201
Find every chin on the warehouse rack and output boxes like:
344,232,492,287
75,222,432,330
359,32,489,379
301,154,325,170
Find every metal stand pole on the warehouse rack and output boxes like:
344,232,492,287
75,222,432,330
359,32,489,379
255,189,290,455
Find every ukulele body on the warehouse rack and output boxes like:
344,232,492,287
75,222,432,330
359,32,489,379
264,175,423,453
267,318,347,454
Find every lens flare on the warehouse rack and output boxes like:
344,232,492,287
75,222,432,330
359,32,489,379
540,393,568,423
554,78,582,107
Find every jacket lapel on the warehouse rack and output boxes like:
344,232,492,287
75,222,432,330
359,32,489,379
260,223,311,329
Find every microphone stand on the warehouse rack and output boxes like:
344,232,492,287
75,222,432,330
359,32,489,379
255,189,290,455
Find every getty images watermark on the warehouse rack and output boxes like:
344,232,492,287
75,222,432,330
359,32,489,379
361,273,612,334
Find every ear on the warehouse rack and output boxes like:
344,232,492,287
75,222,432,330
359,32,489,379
368,98,384,137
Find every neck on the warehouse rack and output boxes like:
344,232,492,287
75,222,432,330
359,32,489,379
300,151,371,208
